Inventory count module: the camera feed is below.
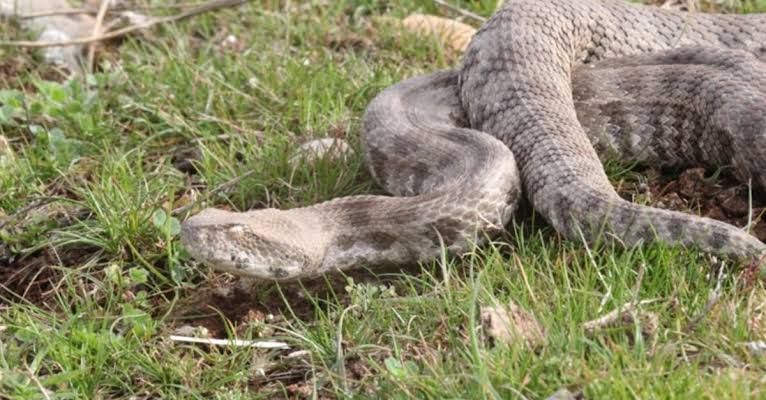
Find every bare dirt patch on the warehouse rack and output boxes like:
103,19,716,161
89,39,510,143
0,255,60,306
168,263,424,338
0,245,98,307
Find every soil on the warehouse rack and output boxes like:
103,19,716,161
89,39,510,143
618,167,766,242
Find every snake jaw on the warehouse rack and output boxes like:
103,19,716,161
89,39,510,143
180,208,326,280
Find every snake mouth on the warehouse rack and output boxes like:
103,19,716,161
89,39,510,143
180,208,324,280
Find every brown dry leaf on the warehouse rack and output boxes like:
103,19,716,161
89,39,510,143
402,14,477,53
480,301,546,349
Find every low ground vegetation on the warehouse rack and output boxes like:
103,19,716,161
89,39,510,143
2,0,766,398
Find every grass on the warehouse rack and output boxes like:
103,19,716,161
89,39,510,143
2,0,766,398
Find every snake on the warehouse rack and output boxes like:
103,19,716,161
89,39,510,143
181,0,766,280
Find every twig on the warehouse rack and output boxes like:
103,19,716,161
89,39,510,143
87,0,112,72
583,299,658,333
14,2,224,19
25,365,52,400
433,0,486,23
169,335,289,349
0,0,249,48
336,304,359,394
13,9,96,19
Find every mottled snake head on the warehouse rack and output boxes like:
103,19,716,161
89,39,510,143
180,208,326,280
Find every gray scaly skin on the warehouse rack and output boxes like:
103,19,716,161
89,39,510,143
460,0,766,258
182,0,766,280
181,72,520,279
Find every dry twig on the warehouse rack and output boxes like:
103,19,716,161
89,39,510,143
169,335,289,349
15,2,222,19
583,299,658,334
87,0,112,72
0,0,249,48
433,0,486,23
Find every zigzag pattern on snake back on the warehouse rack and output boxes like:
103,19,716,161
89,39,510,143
180,0,766,280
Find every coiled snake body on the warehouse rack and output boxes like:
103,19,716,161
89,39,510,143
181,0,766,280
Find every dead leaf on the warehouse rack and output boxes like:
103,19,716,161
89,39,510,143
402,14,477,53
480,301,546,349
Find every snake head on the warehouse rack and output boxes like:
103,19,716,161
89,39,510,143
180,208,326,280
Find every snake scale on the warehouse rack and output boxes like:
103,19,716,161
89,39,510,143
181,0,766,280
